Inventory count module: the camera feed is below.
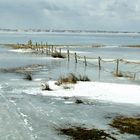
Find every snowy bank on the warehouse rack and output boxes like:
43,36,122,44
40,81,140,105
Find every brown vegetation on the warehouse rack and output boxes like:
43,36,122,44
58,126,116,140
55,74,90,86
113,71,134,79
110,116,140,136
123,45,140,48
51,52,65,58
55,74,78,85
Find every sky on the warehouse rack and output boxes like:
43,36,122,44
0,0,140,31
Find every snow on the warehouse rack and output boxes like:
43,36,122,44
9,49,33,53
39,81,140,105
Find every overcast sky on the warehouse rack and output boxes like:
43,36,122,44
0,0,140,31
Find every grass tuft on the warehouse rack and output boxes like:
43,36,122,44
55,74,90,86
79,75,91,81
42,83,52,91
51,52,65,58
75,99,84,104
55,73,78,85
24,74,32,81
113,71,134,79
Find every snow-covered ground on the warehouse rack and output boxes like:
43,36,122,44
27,81,140,105
9,49,33,53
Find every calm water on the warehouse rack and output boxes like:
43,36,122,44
1,32,140,45
0,33,140,140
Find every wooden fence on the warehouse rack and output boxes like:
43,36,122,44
22,44,140,80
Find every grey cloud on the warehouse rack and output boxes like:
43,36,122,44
0,0,140,31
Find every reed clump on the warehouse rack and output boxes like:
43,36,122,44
79,75,91,81
51,52,65,58
42,83,52,91
114,72,123,77
24,74,32,81
75,99,84,104
55,74,78,85
55,74,90,86
113,71,134,79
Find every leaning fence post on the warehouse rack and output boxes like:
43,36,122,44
84,56,87,67
55,47,57,53
75,53,77,63
59,48,61,55
42,46,44,53
67,50,70,62
133,73,136,80
98,56,101,70
116,59,119,76
51,45,54,54
46,45,48,55
48,46,50,55
35,42,38,51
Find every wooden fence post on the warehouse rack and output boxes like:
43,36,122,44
133,73,136,80
98,56,101,70
48,46,50,55
51,45,54,54
67,50,70,62
46,45,48,55
84,56,87,67
41,46,43,53
55,47,57,53
116,59,119,76
35,42,38,51
75,53,77,63
59,48,61,55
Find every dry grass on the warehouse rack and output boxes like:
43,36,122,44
8,44,32,49
114,72,123,77
58,126,116,140
113,71,134,79
55,74,78,85
110,116,140,136
51,52,65,58
123,45,140,48
55,74,90,86
0,64,43,74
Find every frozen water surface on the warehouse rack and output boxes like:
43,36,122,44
0,33,140,140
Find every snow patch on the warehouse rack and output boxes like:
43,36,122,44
9,49,33,53
40,81,140,105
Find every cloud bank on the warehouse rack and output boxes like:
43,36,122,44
0,0,140,31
